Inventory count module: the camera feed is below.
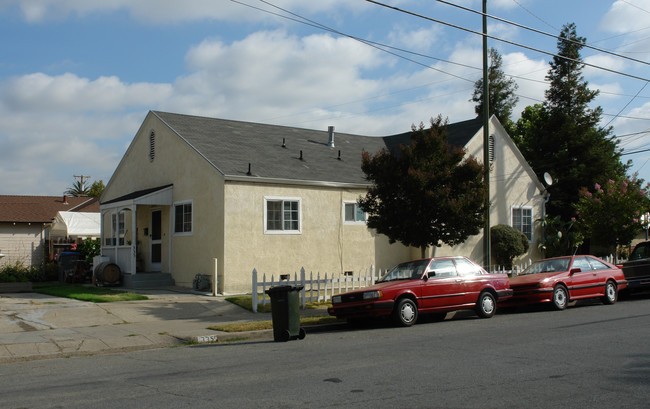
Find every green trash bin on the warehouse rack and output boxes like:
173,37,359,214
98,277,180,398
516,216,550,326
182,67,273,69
265,285,306,342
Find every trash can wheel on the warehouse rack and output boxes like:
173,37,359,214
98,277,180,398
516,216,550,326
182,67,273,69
298,327,306,340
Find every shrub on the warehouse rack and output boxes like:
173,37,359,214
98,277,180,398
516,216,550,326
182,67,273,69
78,238,101,263
491,224,529,269
0,262,30,283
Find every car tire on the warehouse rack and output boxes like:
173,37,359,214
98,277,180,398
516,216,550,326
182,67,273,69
393,298,418,327
552,285,568,311
601,280,617,305
476,291,496,318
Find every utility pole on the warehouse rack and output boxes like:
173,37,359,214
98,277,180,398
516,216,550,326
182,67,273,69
73,174,91,193
482,0,491,269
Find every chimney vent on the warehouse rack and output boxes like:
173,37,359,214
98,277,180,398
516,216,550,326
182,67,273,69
327,126,335,148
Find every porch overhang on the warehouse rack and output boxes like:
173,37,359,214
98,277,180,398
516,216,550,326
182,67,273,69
100,184,173,210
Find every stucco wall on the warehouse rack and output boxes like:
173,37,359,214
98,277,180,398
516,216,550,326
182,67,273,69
221,182,411,294
102,112,225,288
434,117,544,266
0,223,46,267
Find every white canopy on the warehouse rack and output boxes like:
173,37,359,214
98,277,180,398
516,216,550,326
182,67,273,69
51,211,100,238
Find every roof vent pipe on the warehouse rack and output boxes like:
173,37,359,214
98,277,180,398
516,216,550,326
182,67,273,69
337,150,341,160
327,126,335,148
300,150,304,161
282,138,286,148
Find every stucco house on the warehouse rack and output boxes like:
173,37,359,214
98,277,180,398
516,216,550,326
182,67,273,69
0,195,100,267
100,111,545,294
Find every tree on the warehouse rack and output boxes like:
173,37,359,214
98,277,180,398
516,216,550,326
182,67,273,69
537,215,584,257
358,115,487,258
574,176,650,257
472,48,519,133
88,180,105,198
491,224,529,269
514,23,627,221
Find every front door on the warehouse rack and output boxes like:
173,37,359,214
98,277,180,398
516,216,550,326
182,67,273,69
150,210,162,272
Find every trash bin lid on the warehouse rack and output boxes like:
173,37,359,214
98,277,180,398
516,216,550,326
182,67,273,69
265,285,304,295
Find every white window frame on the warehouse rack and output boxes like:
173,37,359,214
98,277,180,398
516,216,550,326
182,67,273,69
511,206,533,241
264,196,302,235
343,201,367,225
173,200,193,236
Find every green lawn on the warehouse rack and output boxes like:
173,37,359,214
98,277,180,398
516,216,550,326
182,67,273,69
34,284,148,303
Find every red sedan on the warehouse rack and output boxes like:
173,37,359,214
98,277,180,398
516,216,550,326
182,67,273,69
504,255,627,310
327,257,512,327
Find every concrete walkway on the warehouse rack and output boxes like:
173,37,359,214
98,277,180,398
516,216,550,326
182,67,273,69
0,287,332,363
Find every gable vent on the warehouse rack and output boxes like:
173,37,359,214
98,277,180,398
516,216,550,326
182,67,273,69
488,135,495,163
149,130,155,162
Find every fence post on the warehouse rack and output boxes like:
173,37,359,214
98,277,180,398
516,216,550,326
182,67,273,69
300,267,306,309
252,268,258,314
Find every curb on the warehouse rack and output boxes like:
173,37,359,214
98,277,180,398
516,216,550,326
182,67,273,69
187,322,348,345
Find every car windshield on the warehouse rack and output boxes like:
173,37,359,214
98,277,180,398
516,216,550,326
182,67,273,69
521,258,571,275
630,243,650,260
379,259,430,282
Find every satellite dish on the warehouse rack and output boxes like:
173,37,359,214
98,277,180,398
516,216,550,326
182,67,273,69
543,172,553,186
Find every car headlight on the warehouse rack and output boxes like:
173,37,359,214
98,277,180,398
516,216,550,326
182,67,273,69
332,295,342,304
363,290,383,300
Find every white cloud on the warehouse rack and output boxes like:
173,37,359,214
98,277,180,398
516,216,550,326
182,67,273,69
2,0,365,23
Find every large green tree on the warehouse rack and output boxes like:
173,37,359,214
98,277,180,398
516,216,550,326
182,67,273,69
514,23,627,221
472,47,519,132
358,115,487,258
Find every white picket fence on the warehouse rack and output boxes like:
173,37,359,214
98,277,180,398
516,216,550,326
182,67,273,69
251,266,384,313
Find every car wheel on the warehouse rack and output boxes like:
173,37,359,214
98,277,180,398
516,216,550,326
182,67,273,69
393,298,418,327
601,280,617,305
476,291,496,318
552,285,568,311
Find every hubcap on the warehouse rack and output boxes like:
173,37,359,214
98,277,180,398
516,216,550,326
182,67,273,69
555,288,566,307
482,296,494,314
607,283,616,300
401,303,415,323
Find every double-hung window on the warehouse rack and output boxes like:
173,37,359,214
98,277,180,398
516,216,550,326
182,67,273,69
174,201,193,235
512,206,533,241
265,197,301,234
343,202,366,224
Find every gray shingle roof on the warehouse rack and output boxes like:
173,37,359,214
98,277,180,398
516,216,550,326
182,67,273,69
152,111,483,186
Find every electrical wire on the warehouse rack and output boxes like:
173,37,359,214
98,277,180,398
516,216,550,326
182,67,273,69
434,0,650,68
364,0,650,82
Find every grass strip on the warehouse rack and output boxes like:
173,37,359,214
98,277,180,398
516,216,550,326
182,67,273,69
34,284,149,303
226,294,332,313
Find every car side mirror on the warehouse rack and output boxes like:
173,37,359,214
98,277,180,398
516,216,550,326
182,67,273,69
427,271,436,279
569,268,581,275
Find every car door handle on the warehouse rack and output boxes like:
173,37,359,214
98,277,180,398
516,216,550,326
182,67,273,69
456,279,462,283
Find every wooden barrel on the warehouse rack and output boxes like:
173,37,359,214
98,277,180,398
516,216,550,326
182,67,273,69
94,262,121,285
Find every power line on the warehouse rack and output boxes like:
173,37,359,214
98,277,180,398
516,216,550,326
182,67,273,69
364,0,650,82
434,0,650,68
231,0,650,125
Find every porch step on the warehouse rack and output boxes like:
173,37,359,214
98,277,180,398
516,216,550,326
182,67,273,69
122,272,175,289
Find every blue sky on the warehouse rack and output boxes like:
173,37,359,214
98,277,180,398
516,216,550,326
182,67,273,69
1,0,649,195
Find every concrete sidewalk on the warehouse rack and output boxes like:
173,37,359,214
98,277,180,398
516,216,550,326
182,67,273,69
0,287,332,363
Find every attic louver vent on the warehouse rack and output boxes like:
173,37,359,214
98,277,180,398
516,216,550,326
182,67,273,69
149,130,155,162
489,135,495,163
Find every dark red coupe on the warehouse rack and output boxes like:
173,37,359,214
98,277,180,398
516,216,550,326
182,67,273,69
504,255,627,310
327,257,512,326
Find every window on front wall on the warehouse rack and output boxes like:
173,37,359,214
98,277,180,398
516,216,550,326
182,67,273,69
512,206,533,241
343,202,366,224
174,201,193,234
265,197,301,234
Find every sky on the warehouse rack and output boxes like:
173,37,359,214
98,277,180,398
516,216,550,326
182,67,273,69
1,0,649,196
